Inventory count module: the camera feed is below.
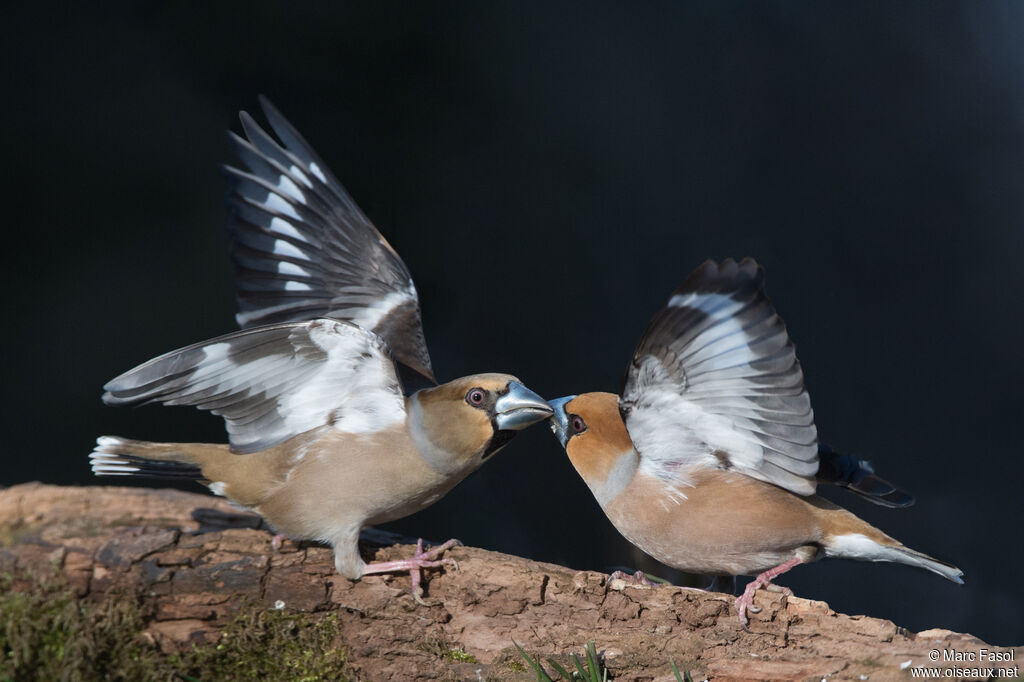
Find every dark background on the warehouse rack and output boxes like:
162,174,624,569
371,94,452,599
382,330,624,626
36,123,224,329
5,2,1022,645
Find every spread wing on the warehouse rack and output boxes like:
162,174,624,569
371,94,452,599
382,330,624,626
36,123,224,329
223,96,434,381
103,319,406,453
619,258,818,496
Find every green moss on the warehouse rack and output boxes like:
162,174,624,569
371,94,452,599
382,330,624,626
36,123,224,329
444,648,477,664
177,609,348,681
0,523,31,548
1,572,161,682
505,659,528,673
0,572,351,682
487,650,528,676
415,636,479,665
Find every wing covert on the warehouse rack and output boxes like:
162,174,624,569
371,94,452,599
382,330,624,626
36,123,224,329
103,319,407,453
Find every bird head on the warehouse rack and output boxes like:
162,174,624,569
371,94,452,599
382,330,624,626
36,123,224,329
548,392,638,502
412,374,551,472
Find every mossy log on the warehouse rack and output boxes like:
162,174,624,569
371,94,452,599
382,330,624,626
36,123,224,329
0,483,1015,681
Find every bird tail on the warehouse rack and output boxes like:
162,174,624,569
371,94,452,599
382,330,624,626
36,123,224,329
89,436,208,480
887,546,965,584
823,531,964,584
816,444,915,508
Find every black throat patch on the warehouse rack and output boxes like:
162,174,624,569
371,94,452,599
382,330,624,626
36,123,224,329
483,429,517,460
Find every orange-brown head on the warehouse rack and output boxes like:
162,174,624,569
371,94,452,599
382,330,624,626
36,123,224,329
411,373,552,474
548,392,639,507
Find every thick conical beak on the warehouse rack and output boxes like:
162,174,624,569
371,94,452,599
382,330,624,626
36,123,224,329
494,382,553,431
546,395,576,448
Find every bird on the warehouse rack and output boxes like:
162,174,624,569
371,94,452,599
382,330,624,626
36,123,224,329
546,258,962,627
90,100,553,603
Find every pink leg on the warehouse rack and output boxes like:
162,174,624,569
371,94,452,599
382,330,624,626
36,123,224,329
735,557,802,629
608,569,653,586
361,538,462,605
270,533,287,552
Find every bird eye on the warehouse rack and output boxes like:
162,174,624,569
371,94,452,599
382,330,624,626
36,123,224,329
466,388,486,406
571,415,587,434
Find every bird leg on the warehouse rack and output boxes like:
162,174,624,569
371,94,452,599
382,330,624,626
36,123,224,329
735,557,802,629
361,538,462,606
608,569,653,586
706,574,738,594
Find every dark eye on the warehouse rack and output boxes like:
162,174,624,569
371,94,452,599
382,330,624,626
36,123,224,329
466,388,486,406
571,415,587,434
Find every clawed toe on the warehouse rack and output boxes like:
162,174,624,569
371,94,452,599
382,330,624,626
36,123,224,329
608,569,653,587
412,588,438,607
734,558,803,629
361,537,462,605
417,538,461,563
734,592,757,629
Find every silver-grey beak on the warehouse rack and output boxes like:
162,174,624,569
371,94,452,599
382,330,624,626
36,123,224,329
547,395,576,448
494,382,553,431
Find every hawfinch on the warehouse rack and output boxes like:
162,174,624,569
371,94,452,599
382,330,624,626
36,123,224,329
548,258,962,627
90,100,552,602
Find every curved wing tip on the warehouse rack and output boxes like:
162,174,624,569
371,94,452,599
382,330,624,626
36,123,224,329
101,390,130,406
414,364,437,384
681,257,765,293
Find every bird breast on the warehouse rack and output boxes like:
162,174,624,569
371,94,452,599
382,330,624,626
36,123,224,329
254,425,468,540
602,468,825,576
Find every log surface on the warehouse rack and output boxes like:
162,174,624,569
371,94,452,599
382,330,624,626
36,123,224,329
0,483,1015,681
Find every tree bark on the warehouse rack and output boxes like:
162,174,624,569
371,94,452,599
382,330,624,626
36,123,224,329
0,483,1016,681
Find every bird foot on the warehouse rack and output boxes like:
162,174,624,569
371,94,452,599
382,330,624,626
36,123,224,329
735,557,802,630
735,580,769,628
361,538,462,606
269,533,287,552
608,569,653,587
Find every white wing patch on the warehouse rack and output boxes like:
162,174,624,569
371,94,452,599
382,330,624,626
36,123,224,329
263,192,302,221
288,164,314,188
629,361,767,486
275,173,306,202
103,319,407,453
308,161,327,183
345,287,417,332
272,236,307,259
284,322,405,435
277,261,311,278
268,216,311,244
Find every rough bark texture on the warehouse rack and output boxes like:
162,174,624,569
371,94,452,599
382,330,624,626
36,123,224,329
0,483,1016,681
